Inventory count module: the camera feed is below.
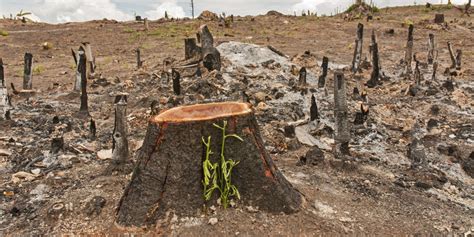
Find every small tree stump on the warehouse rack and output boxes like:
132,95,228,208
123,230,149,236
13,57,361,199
351,23,364,73
184,38,201,60
404,25,414,75
334,72,350,157
427,33,436,65
366,30,380,88
318,56,329,88
116,102,302,227
434,14,444,24
23,53,33,90
112,95,129,167
78,53,89,116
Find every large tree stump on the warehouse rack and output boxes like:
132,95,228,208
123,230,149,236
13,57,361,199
116,102,302,227
23,53,33,90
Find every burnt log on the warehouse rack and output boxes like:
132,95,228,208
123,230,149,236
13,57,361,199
404,25,414,75
334,72,350,157
115,102,303,227
351,23,364,73
23,53,33,90
318,56,329,88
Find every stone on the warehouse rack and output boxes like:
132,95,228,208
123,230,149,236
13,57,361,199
208,217,218,225
97,149,113,160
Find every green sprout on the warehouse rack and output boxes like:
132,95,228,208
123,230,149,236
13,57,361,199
202,120,243,208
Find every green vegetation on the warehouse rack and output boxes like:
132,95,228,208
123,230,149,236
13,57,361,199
0,30,8,37
33,65,45,74
202,121,242,208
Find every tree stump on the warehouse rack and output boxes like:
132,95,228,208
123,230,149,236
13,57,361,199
184,38,201,60
404,25,414,75
427,33,436,65
318,56,329,88
434,14,444,24
116,102,303,227
351,23,364,73
23,53,33,90
198,25,221,71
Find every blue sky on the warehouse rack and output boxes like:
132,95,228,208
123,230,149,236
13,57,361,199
0,0,468,23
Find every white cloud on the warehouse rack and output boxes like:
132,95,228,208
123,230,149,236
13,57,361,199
145,0,186,19
1,0,132,23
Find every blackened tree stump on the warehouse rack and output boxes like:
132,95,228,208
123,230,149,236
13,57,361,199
116,102,302,227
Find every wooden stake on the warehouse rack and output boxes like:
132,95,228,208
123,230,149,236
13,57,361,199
172,69,181,95
351,23,364,73
112,95,129,166
318,56,329,88
23,53,33,90
78,53,89,116
404,25,414,75
334,71,350,157
427,33,435,65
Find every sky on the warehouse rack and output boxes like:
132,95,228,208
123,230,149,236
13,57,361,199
0,0,469,23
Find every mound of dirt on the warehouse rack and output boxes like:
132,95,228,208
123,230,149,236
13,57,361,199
266,10,285,16
198,10,219,21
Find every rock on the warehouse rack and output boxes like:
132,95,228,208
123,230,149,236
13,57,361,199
254,92,269,104
245,206,259,213
31,168,41,175
84,196,106,216
97,149,112,160
208,217,218,225
12,171,37,183
302,147,325,166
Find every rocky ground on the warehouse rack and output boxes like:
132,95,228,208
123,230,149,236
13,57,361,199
0,5,473,235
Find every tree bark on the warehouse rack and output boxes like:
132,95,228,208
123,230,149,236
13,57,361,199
404,25,414,75
116,102,303,227
23,53,33,90
82,42,95,74
427,33,435,65
334,72,350,157
351,23,364,73
318,56,329,88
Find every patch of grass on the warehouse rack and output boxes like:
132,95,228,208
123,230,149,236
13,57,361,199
147,23,195,38
33,65,45,74
123,27,135,33
128,31,143,43
0,30,8,37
